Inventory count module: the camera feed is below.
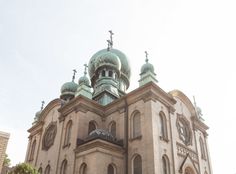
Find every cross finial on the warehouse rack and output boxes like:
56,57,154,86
72,69,77,82
107,40,112,51
84,64,88,75
193,96,197,107
145,51,149,63
41,101,45,110
106,30,114,50
109,30,114,47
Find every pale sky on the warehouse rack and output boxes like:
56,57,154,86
0,0,236,173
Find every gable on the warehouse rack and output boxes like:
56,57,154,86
169,90,197,118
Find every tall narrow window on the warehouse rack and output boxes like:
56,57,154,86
108,71,113,77
102,70,106,77
159,112,168,141
45,165,50,174
64,121,72,146
133,155,142,174
29,140,36,161
200,137,206,160
107,164,115,174
79,163,87,174
60,159,67,174
38,167,43,174
162,155,170,174
88,121,97,135
132,112,141,138
109,121,116,137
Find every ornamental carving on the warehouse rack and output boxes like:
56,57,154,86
42,122,57,150
176,142,198,162
176,114,192,146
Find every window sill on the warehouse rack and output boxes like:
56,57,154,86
160,136,169,143
130,135,142,141
63,143,71,149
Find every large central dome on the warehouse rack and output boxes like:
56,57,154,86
88,48,131,90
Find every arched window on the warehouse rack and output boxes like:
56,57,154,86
45,165,50,174
88,121,97,135
162,155,170,174
79,163,87,174
29,139,36,161
38,167,43,174
132,112,141,138
199,137,206,160
159,112,168,141
109,121,116,137
133,155,142,174
64,120,72,146
60,159,67,174
107,164,115,174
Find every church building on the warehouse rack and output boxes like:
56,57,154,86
25,31,212,174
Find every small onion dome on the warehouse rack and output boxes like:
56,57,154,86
196,106,203,116
60,81,78,96
88,48,131,79
33,110,42,123
78,75,90,86
140,61,155,75
94,51,121,73
87,129,116,142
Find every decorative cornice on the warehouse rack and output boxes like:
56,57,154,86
75,139,124,155
28,122,44,136
192,116,209,133
58,82,176,118
58,95,104,117
169,90,196,117
39,98,61,122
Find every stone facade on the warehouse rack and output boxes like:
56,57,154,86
0,131,10,173
26,43,212,174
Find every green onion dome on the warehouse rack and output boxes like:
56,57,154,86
78,75,90,86
33,110,42,124
88,48,131,89
140,61,155,75
94,51,121,73
60,81,78,99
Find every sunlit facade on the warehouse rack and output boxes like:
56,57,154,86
26,34,212,174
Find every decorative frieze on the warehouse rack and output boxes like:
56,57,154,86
176,142,198,163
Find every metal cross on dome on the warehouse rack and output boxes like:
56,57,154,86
84,64,88,75
145,51,149,63
41,101,45,110
72,69,77,82
107,30,114,51
109,30,114,48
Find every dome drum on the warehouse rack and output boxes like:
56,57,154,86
88,48,131,91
